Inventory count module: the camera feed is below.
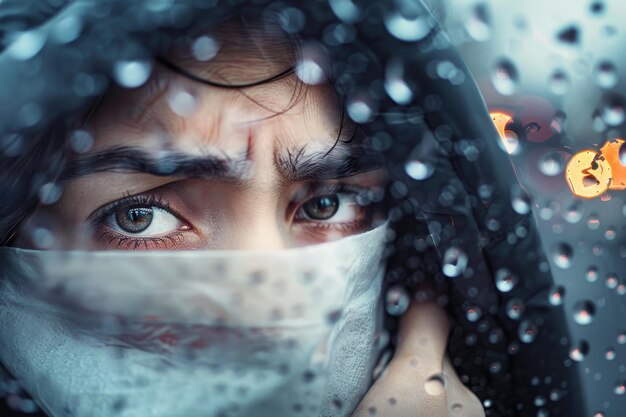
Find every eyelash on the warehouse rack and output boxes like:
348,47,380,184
90,193,186,249
90,184,374,248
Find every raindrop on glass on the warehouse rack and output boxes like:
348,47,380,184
7,30,46,60
442,247,468,278
466,306,482,322
614,380,626,395
586,266,599,282
549,286,566,306
518,320,538,343
587,214,601,229
384,12,433,42
606,274,619,289
465,3,490,41
552,243,574,269
385,286,410,316
296,59,326,85
563,202,584,224
618,332,626,344
572,300,596,325
191,36,219,61
548,70,569,95
424,373,446,395
539,151,564,176
405,159,434,180
167,89,197,117
506,298,525,320
492,59,518,96
495,268,518,293
593,61,618,89
606,348,616,361
347,99,374,123
113,60,152,88
511,186,531,215
599,96,626,126
69,130,93,153
569,340,589,361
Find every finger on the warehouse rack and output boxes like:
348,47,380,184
352,301,452,417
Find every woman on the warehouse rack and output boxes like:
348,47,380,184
0,0,582,416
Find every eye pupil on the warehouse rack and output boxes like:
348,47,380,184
115,205,153,233
303,195,339,220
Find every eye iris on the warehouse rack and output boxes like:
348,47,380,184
115,206,153,233
303,195,339,220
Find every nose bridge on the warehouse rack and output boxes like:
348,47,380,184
229,204,288,250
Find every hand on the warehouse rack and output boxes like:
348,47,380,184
352,300,485,417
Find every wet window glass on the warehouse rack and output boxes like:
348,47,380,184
0,1,623,417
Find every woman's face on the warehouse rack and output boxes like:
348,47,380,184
17,26,386,251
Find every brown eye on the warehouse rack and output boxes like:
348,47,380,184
115,205,153,233
302,195,339,220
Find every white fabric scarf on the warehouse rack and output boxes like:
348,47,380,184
0,226,388,417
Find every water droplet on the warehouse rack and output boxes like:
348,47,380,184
586,266,599,282
385,11,434,42
167,88,197,117
466,306,482,322
492,59,518,96
614,380,626,395
587,214,601,229
599,95,626,126
69,130,93,153
347,98,374,123
277,7,306,33
191,36,219,61
483,399,493,408
296,59,326,85
7,30,46,60
442,247,468,278
592,412,605,417
606,274,619,289
593,61,618,89
507,298,525,320
113,60,152,88
552,243,574,269
385,286,410,316
606,348,616,361
518,320,538,343
38,183,62,205
573,300,596,325
539,151,564,176
424,373,446,395
32,227,55,249
557,25,579,44
618,332,626,344
495,268,518,292
511,186,531,215
569,340,590,361
51,14,82,44
549,286,566,306
563,202,584,224
405,159,434,180
549,70,569,95
465,3,490,41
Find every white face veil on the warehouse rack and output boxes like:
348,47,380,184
0,225,388,417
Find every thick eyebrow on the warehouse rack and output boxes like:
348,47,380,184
275,145,385,181
60,143,384,183
60,146,247,181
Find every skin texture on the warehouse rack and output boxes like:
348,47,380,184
14,22,484,416
352,300,485,417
